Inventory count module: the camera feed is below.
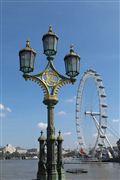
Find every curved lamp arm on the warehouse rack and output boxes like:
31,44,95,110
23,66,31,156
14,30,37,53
23,60,76,102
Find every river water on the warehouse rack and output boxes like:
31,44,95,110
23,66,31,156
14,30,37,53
0,160,120,180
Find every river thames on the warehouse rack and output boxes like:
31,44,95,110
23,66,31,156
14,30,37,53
0,160,120,180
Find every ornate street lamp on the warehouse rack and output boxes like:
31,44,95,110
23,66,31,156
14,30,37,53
19,26,80,180
42,26,58,57
19,40,36,73
64,45,80,78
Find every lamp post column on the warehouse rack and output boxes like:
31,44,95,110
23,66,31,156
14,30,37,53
57,131,65,180
44,99,58,180
37,131,47,180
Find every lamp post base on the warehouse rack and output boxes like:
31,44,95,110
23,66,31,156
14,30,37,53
37,164,47,180
47,172,58,180
37,174,47,180
58,172,65,180
58,167,65,180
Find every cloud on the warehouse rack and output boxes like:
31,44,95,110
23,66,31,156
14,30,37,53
58,111,66,116
63,132,72,136
0,113,5,118
0,103,12,113
38,122,47,129
0,104,11,118
112,119,120,123
6,107,12,113
65,96,76,103
0,104,5,110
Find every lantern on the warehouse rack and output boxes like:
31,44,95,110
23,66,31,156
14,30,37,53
64,45,80,78
42,26,58,57
19,40,36,74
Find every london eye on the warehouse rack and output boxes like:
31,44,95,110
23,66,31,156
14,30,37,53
75,69,109,159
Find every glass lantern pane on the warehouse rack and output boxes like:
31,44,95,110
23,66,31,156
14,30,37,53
44,37,49,51
49,36,54,50
64,61,67,74
65,56,80,77
65,57,72,76
30,52,35,69
19,51,35,73
71,57,80,77
64,61,67,73
54,38,57,53
77,57,80,73
20,51,26,67
69,59,73,73
71,57,76,72
25,51,31,67
43,35,58,56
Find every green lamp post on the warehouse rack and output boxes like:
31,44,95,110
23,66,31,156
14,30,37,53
19,26,80,180
37,131,47,180
57,131,65,180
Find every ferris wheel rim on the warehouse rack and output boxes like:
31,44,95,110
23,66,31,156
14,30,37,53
75,69,107,154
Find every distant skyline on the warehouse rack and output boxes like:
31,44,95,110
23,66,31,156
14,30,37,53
0,1,119,150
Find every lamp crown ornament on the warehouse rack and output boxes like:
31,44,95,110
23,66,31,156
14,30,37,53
58,131,61,135
41,130,43,136
49,25,52,32
26,39,30,47
70,44,74,53
38,130,46,141
57,131,63,141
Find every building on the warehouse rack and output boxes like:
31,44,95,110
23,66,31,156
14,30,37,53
16,147,27,154
27,148,38,155
2,144,16,154
117,139,120,157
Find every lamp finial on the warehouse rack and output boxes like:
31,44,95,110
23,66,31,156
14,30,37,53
26,39,30,47
41,130,43,136
49,25,52,32
70,44,74,53
58,131,61,136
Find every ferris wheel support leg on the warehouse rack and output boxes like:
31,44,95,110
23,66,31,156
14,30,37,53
92,116,115,158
